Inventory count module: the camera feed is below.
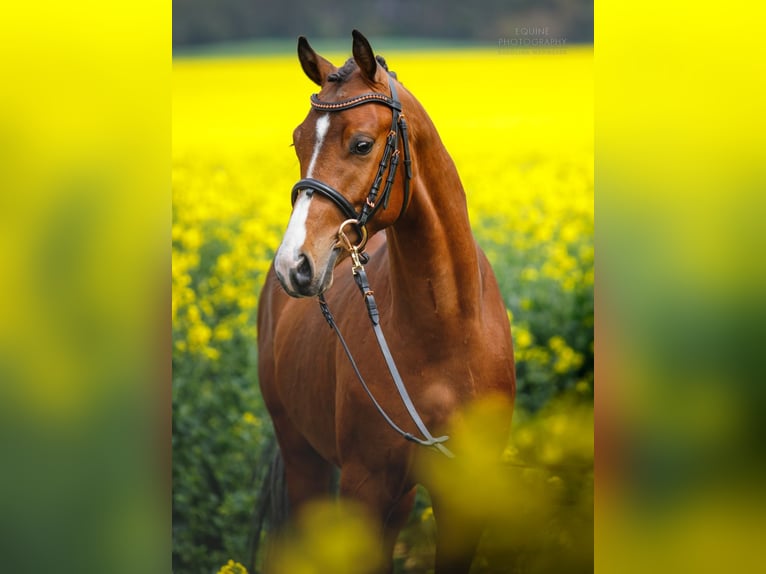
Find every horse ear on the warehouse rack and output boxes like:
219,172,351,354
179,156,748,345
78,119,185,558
298,36,335,86
352,29,379,84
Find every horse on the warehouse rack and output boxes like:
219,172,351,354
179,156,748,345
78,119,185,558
257,30,516,573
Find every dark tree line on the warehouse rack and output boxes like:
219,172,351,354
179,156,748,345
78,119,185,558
173,0,593,47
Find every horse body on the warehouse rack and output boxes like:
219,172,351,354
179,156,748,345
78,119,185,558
257,31,515,573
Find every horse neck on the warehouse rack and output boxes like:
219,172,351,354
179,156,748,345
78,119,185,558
385,100,482,330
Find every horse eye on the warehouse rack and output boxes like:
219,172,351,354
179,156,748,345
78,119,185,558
353,139,373,155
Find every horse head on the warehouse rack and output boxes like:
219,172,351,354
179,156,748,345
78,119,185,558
274,30,411,298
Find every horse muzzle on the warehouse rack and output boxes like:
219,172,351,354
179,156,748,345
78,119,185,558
274,247,337,298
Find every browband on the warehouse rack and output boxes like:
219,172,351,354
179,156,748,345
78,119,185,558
310,91,402,112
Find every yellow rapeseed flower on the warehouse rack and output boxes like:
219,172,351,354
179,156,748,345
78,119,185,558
217,560,248,574
520,267,539,282
514,326,534,350
181,228,202,251
213,324,233,341
549,336,584,374
203,346,221,361
187,323,211,350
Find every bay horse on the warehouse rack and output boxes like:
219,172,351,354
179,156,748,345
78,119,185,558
257,30,515,573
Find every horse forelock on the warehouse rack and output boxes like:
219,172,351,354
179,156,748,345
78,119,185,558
326,56,397,84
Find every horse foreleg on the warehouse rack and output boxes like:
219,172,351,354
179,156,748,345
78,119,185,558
261,422,334,573
274,421,334,512
383,486,417,570
339,466,416,573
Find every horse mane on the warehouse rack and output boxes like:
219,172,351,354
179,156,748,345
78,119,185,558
327,56,397,83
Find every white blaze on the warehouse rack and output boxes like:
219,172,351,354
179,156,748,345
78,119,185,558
306,113,330,178
275,113,331,281
274,192,311,279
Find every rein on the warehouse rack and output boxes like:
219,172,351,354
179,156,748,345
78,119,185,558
320,224,454,459
291,76,454,459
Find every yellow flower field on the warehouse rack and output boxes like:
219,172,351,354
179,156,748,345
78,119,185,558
173,46,593,574
172,46,592,374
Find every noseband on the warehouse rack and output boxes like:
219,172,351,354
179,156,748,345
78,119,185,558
290,75,412,238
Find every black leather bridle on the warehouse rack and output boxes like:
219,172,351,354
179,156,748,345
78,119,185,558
290,75,412,236
288,74,454,458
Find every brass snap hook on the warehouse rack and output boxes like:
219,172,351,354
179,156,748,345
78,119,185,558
336,218,368,253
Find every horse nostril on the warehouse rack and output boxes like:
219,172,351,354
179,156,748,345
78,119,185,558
291,253,313,290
